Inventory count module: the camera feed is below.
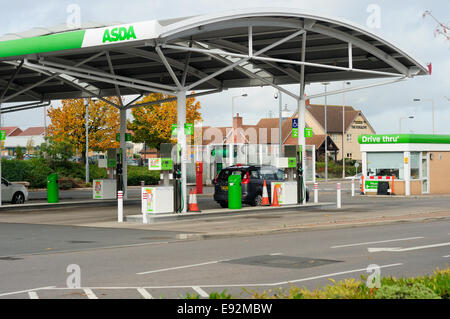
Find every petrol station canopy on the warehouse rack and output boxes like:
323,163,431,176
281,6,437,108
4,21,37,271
0,8,429,210
0,8,429,108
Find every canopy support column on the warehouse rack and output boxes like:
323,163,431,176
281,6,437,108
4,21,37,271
120,107,128,199
177,90,187,213
298,32,307,205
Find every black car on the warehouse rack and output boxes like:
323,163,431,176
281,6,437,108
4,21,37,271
213,165,309,208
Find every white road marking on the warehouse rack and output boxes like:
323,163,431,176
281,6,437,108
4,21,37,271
0,286,56,298
331,237,424,249
28,292,39,299
83,288,98,299
443,255,450,258
137,259,230,275
368,247,402,253
137,288,153,299
270,253,283,256
271,263,403,286
192,286,209,298
3,264,402,297
368,242,450,253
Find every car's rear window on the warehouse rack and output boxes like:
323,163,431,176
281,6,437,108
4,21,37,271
217,169,245,181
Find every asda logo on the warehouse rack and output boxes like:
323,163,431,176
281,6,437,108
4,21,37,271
102,26,137,43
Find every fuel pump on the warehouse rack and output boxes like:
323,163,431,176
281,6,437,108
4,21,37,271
173,163,182,213
116,148,123,192
296,147,304,204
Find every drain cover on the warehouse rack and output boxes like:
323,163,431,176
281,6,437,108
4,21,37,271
223,255,341,270
0,256,23,261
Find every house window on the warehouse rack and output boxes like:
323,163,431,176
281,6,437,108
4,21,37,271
346,153,352,159
346,134,352,142
330,133,339,141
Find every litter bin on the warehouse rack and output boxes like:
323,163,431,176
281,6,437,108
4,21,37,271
228,174,242,209
47,173,59,203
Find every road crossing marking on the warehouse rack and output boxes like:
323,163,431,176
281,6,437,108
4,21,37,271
331,237,424,249
28,292,39,299
0,286,55,298
137,288,153,299
83,288,98,299
192,286,209,298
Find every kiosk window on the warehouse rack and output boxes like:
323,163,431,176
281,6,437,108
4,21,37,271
367,152,404,179
410,152,420,180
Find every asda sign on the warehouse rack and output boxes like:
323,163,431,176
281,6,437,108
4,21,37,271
81,21,161,48
103,26,137,43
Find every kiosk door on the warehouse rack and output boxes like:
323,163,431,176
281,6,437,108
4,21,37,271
421,152,430,194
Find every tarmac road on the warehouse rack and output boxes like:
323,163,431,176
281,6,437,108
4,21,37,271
0,219,449,299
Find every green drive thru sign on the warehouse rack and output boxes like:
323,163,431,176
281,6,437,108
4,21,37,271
0,130,6,140
359,134,450,144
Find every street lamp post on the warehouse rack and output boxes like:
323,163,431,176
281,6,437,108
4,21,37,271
413,98,435,134
85,98,89,184
342,81,351,179
322,82,330,181
231,94,247,166
274,90,283,156
399,116,414,133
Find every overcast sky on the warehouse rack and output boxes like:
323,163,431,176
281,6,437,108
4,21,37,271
0,0,449,134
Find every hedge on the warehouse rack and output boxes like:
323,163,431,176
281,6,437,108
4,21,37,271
1,158,159,188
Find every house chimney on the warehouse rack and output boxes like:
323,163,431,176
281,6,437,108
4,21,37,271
233,113,243,143
233,113,243,129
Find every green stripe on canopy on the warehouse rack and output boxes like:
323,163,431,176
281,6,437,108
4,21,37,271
0,30,85,58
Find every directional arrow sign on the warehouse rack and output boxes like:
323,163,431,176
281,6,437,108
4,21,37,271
368,242,450,253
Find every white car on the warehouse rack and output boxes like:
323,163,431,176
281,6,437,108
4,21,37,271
1,178,29,204
345,173,362,180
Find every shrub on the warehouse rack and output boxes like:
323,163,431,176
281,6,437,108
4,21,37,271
22,158,54,188
374,283,441,299
127,166,160,186
241,268,450,299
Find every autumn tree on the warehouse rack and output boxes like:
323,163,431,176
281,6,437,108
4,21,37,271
47,97,120,161
128,93,202,149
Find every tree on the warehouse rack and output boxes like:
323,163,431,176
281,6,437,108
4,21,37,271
128,93,202,149
39,137,74,163
15,146,24,160
26,138,34,154
47,97,120,161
